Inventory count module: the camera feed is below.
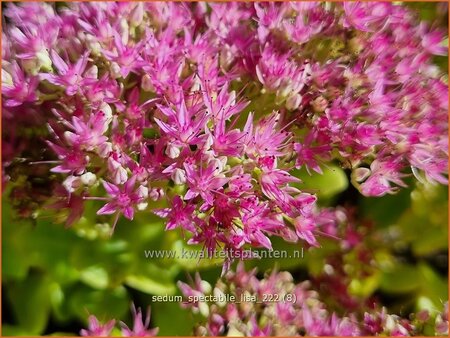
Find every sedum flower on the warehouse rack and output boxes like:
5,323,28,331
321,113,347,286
80,315,115,337
2,1,447,260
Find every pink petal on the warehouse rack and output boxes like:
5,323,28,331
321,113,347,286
51,50,69,74
184,189,198,200
102,181,120,195
97,203,117,215
123,206,134,220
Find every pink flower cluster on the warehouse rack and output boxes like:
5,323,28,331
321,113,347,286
80,304,158,337
1,2,448,258
179,262,449,336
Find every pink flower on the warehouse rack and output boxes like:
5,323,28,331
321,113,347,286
294,215,319,247
155,98,208,146
259,164,301,202
183,161,228,206
102,32,147,78
154,195,196,232
2,61,39,106
187,218,226,257
243,112,293,158
63,110,110,151
241,201,283,250
97,176,147,232
294,135,332,175
343,2,390,32
359,159,408,197
80,315,115,337
420,24,447,56
47,142,89,175
8,22,58,68
120,304,158,337
40,50,91,96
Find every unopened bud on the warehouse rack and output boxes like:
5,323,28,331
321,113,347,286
352,167,371,182
311,96,328,113
286,93,302,110
142,74,155,92
2,69,13,87
171,168,187,185
36,50,52,72
81,172,97,186
149,187,164,201
85,65,98,79
98,142,112,158
99,102,113,121
110,62,122,79
165,143,181,159
63,175,82,192
130,3,144,27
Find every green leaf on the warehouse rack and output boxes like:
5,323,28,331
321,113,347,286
143,128,159,139
7,272,52,334
79,266,110,290
171,240,224,270
244,236,307,271
2,324,35,336
380,264,421,293
125,263,179,295
359,180,414,228
151,301,193,336
67,285,129,322
417,263,448,309
349,272,381,298
2,199,32,280
292,165,348,200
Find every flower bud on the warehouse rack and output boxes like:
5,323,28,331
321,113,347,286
130,3,144,27
137,202,148,211
200,280,212,294
142,74,155,92
352,167,371,182
85,65,98,79
286,93,302,110
165,143,181,159
108,158,128,184
85,35,102,56
137,185,149,199
63,175,82,193
2,68,13,87
81,172,96,186
98,142,112,158
171,168,187,185
213,287,227,307
36,50,52,72
198,302,210,318
99,102,113,121
149,187,164,201
385,315,396,332
120,19,129,45
110,62,122,79
311,96,328,113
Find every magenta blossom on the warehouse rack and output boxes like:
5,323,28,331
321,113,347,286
154,195,196,232
40,50,91,96
2,61,39,107
97,176,147,232
120,304,158,337
80,315,116,337
183,160,228,207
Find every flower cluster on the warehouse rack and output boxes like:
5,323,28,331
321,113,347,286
179,262,448,336
80,304,158,337
1,2,447,268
